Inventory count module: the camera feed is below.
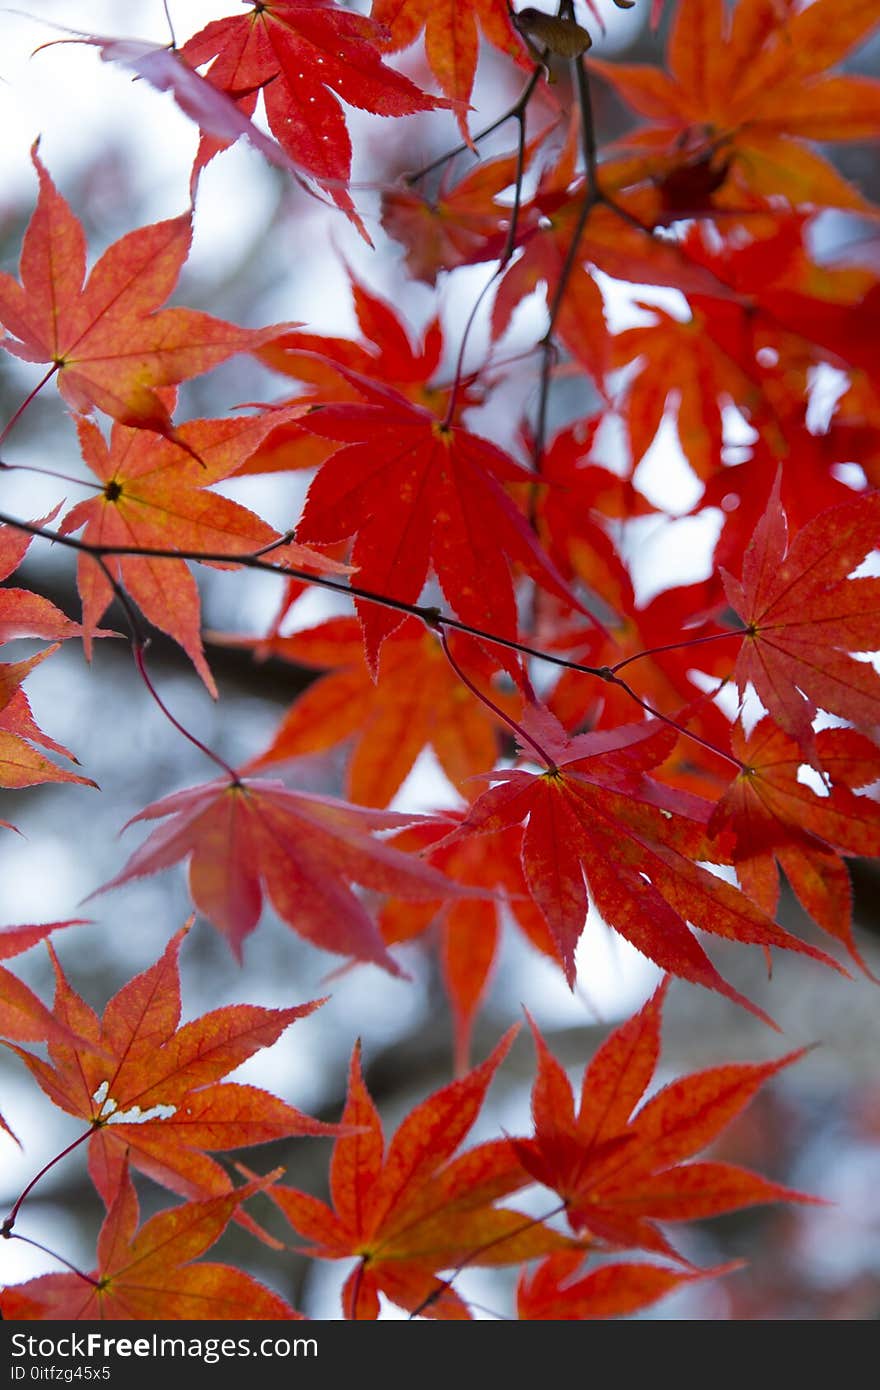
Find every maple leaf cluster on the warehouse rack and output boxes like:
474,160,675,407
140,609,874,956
1,0,879,1321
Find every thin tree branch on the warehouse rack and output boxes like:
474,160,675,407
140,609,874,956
0,509,744,768
439,629,556,770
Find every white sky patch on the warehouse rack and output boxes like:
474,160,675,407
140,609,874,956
831,461,868,490
625,509,724,606
0,831,90,920
696,861,738,886
573,903,663,1019
633,405,704,513
687,667,742,722
739,680,769,737
589,410,630,477
0,2,223,201
593,271,691,333
849,552,880,580
806,362,849,435
797,764,831,797
387,746,464,815
721,399,758,451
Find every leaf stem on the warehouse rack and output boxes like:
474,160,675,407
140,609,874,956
3,1230,100,1286
161,0,177,49
439,629,557,771
404,66,545,186
609,627,748,674
0,458,102,491
0,366,59,448
605,668,745,770
86,554,240,779
133,644,240,782
2,1128,92,1234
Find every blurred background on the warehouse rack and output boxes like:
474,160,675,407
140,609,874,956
1,0,879,1319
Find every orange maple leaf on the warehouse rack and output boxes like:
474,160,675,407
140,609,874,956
0,919,92,1054
515,981,818,1261
0,515,108,791
0,148,291,436
370,0,527,140
243,617,507,806
269,1031,577,1319
0,1163,301,1320
4,925,335,1213
590,0,880,213
0,512,99,645
0,648,96,792
379,818,559,1072
0,919,97,1142
59,408,338,695
380,126,551,285
517,1249,727,1320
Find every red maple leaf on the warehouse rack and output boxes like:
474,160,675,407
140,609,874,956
297,376,576,667
439,705,843,1015
179,2,445,235
711,719,880,973
0,148,289,436
98,775,472,966
723,479,880,761
0,1163,301,1320
4,925,335,1212
268,1031,576,1318
245,269,480,474
515,981,818,1260
258,271,449,407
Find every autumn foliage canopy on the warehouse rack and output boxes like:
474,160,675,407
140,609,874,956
1,0,879,1321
